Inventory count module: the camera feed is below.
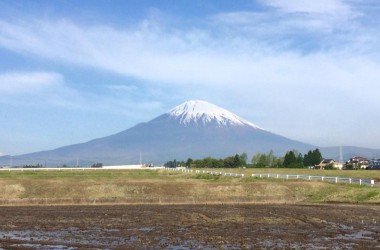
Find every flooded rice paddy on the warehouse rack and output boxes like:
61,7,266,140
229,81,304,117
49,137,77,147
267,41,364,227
0,204,379,249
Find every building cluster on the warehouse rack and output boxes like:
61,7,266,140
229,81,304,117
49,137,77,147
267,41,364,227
368,158,380,169
345,157,369,169
315,159,343,169
315,156,380,170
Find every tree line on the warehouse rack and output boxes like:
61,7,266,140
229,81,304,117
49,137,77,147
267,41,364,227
164,149,323,169
249,148,323,168
164,153,247,168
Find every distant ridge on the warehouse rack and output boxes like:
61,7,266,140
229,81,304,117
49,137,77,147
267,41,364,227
1,100,379,166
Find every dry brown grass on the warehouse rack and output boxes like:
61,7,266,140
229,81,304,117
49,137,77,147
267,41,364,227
0,169,379,206
0,181,25,199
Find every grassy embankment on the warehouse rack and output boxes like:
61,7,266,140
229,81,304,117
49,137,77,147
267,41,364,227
0,168,379,205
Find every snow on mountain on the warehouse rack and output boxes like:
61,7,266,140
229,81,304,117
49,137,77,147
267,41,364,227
168,100,260,128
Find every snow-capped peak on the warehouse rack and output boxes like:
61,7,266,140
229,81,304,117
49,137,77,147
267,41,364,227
167,100,260,128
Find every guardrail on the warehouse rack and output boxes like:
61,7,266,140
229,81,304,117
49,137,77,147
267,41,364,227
165,168,376,187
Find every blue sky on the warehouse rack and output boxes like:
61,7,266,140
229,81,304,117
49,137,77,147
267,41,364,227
1,0,380,156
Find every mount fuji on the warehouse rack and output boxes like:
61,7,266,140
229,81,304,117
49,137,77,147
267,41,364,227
2,100,316,166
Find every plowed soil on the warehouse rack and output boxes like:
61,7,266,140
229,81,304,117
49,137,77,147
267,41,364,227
0,204,379,249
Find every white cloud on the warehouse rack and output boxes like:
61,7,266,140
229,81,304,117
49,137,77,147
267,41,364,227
0,71,63,94
263,0,353,15
0,16,378,105
0,10,376,87
0,70,165,123
0,4,379,149
214,3,357,36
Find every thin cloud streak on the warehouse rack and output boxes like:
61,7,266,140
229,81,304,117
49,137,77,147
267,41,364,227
263,0,354,16
0,70,164,120
0,71,63,94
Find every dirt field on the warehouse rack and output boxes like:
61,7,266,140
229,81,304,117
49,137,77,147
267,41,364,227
0,204,379,249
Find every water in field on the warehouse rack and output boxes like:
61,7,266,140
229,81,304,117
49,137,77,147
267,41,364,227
0,225,379,249
0,204,379,249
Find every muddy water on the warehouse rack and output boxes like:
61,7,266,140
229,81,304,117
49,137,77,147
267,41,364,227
0,204,379,249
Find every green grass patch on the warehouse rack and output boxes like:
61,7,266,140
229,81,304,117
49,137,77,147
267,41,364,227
191,173,222,181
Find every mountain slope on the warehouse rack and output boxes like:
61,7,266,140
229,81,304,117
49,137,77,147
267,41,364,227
1,100,320,166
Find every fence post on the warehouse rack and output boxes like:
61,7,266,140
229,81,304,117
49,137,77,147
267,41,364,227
286,175,288,179
308,176,311,180
276,174,279,179
335,177,338,183
360,179,362,186
371,180,375,187
349,178,352,184
322,176,324,181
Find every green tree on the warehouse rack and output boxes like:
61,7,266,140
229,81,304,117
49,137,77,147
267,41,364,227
239,152,248,166
91,163,103,168
283,150,303,168
304,148,323,167
311,148,323,165
251,153,264,167
267,150,275,167
185,158,193,167
324,163,335,170
222,154,241,168
283,151,297,168
164,159,182,168
251,150,281,168
297,152,304,166
303,150,313,167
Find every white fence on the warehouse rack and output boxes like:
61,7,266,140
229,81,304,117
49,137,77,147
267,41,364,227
251,173,375,187
165,168,376,187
